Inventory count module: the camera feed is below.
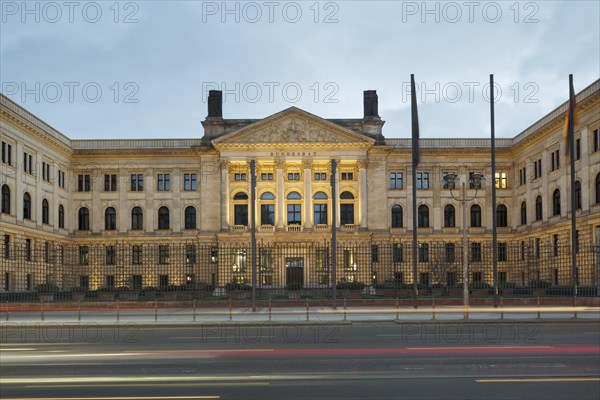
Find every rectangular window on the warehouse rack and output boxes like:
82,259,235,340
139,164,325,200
471,242,482,262
261,172,274,181
132,245,142,265
495,171,507,189
315,248,328,272
105,246,116,265
260,248,273,271
313,204,327,225
343,249,357,271
25,239,32,261
131,174,144,191
3,235,10,260
234,173,247,181
157,174,170,191
79,246,89,265
183,173,197,191
498,242,507,262
41,162,51,182
534,159,542,179
341,172,354,181
79,275,89,290
158,245,169,264
390,172,403,189
418,243,429,262
593,129,599,152
287,204,301,225
186,245,196,264
551,149,560,171
23,152,33,174
416,172,429,189
261,204,275,225
535,238,541,259
472,271,482,283
371,245,379,263
1,142,12,165
58,170,65,188
519,167,526,186
287,172,300,180
445,243,456,263
234,204,248,226
313,172,326,181
104,174,117,191
575,138,581,160
420,272,430,287
393,243,403,263
553,234,559,256
78,174,91,192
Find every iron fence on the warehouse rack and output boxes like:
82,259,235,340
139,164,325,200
1,239,599,301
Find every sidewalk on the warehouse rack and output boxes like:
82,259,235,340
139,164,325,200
1,305,599,326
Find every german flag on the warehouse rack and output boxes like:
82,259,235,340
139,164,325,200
563,75,578,161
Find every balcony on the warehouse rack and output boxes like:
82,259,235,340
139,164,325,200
313,224,330,232
231,225,248,232
286,225,303,232
258,225,275,233
340,224,358,232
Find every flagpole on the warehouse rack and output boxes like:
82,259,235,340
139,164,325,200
490,74,498,307
410,74,419,306
568,74,578,301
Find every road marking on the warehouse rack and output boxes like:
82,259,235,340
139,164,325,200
2,397,220,400
169,336,276,339
0,348,36,351
406,346,553,350
476,377,600,383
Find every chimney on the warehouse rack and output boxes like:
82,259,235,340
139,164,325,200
207,90,223,118
363,90,379,119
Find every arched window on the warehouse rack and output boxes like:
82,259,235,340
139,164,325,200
520,201,527,225
596,173,600,204
496,204,508,227
233,192,248,226
313,191,328,225
23,192,31,220
78,207,90,230
552,189,561,216
535,196,543,221
340,191,355,225
470,204,481,227
42,199,49,224
184,206,196,229
158,206,170,230
574,181,581,210
105,207,116,230
260,192,275,225
444,204,455,228
418,204,429,228
131,207,143,230
287,191,301,225
1,184,10,214
391,205,403,228
58,205,65,229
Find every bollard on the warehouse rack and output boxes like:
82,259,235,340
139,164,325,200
306,299,309,321
343,298,347,321
268,297,272,321
154,299,158,322
395,297,399,321
193,300,196,322
116,299,120,322
229,299,232,321
431,296,435,320
464,305,469,321
536,296,540,320
78,300,81,322
500,296,504,320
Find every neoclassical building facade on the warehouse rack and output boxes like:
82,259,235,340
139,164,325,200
1,80,599,292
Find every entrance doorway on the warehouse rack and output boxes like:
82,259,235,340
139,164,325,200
286,257,304,287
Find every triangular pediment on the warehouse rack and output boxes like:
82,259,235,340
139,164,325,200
212,107,374,147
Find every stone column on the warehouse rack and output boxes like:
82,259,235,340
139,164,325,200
276,160,285,230
303,160,312,228
220,161,229,231
358,160,368,228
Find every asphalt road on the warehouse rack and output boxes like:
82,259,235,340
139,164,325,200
1,322,599,400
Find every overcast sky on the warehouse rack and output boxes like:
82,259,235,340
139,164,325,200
1,0,599,140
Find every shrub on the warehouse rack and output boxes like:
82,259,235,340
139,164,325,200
529,279,550,288
469,281,492,290
97,286,116,293
336,281,366,291
224,282,252,291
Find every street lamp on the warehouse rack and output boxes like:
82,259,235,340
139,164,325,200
444,172,483,318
